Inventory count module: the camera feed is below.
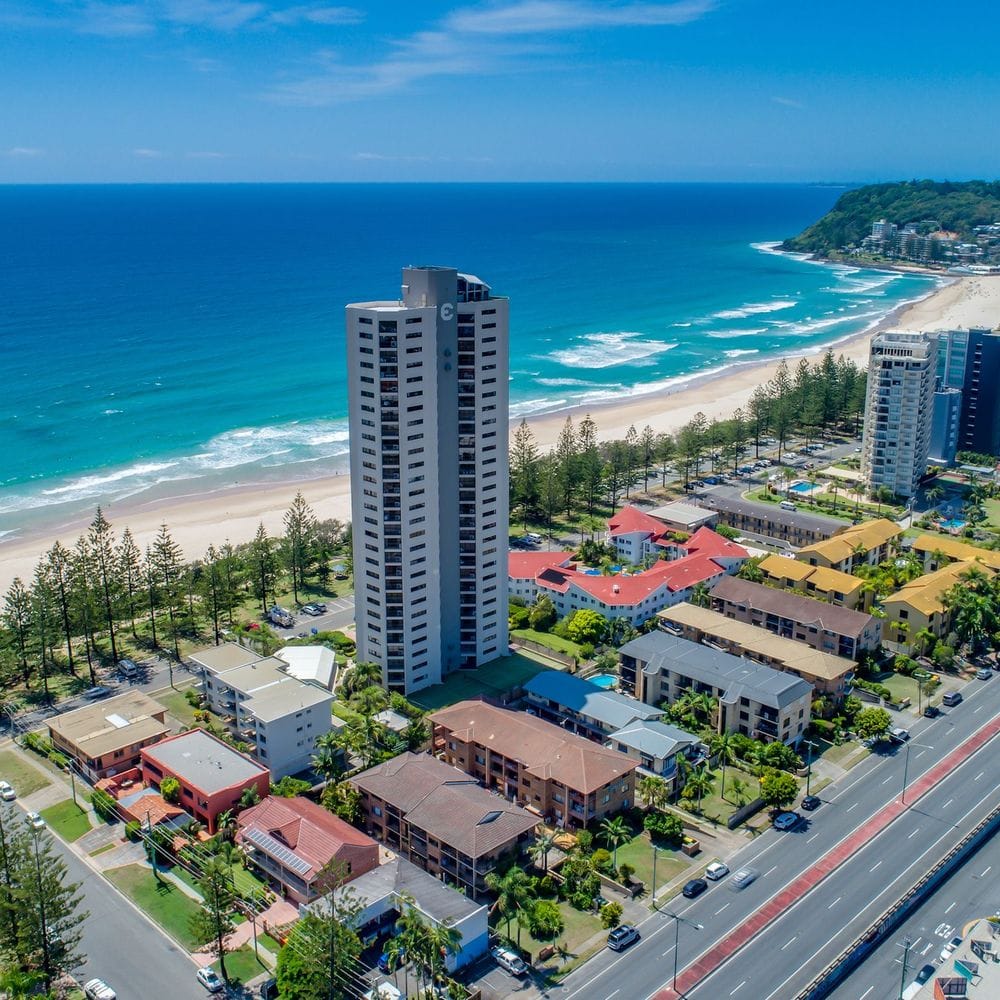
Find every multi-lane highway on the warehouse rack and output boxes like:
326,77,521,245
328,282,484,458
828,824,1000,1000
562,671,1000,1000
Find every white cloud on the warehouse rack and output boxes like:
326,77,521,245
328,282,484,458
162,0,265,30
77,2,155,36
133,147,164,157
269,5,363,25
6,147,44,156
269,0,714,105
772,95,804,109
185,150,227,158
446,0,716,35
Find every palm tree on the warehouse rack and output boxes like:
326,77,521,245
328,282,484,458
529,832,556,874
944,568,1000,654
215,809,237,843
311,743,343,784
690,582,711,608
383,934,408,994
599,815,630,868
340,660,382,698
425,920,463,988
637,774,668,812
709,731,737,801
681,765,715,814
912,626,936,659
484,867,536,948
729,776,750,806
690,692,718,728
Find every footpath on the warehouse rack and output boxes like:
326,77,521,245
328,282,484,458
652,713,1000,999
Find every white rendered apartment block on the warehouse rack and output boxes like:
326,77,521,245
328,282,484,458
861,331,934,498
346,267,509,694
188,644,334,779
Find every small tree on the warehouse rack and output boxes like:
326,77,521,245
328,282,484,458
759,768,799,811
159,777,180,804
600,902,624,929
528,899,564,939
854,706,892,742
528,595,556,632
189,858,236,980
566,609,609,645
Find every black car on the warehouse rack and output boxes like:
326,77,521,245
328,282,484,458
923,704,940,718
801,795,821,811
682,878,708,899
915,964,935,985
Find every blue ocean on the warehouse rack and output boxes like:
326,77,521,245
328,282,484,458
0,184,940,542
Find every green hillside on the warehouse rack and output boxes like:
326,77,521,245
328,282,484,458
782,180,1000,255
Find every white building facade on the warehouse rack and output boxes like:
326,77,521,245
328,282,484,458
347,267,509,694
861,331,934,498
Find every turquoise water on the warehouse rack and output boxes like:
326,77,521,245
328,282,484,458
788,482,815,494
938,518,967,530
590,674,618,690
0,184,942,542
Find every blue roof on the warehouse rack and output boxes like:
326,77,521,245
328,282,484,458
524,671,662,730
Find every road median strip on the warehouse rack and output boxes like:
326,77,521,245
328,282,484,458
652,713,1000,999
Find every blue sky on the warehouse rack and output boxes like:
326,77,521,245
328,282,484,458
2,0,999,182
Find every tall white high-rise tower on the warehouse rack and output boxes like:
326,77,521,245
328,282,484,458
346,267,509,694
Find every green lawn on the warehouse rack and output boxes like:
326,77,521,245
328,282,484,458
511,628,585,658
106,864,207,950
40,799,93,842
410,652,546,712
155,687,204,727
174,860,267,903
687,765,760,825
614,829,688,894
521,898,604,975
258,933,283,955
222,944,271,982
90,842,118,858
0,750,52,797
331,700,363,726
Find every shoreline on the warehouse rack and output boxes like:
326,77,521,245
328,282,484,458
1,274,997,592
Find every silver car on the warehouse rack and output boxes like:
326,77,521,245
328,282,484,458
730,867,759,889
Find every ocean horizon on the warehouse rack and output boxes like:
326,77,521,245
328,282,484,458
0,183,941,544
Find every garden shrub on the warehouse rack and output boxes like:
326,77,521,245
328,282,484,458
528,899,564,939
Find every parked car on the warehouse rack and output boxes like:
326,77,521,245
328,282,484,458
801,795,821,812
82,685,113,700
300,603,325,616
942,691,963,707
83,979,117,1000
730,867,759,889
607,925,641,951
976,667,992,680
682,878,708,899
117,658,140,679
0,781,15,802
923,704,940,718
26,812,45,830
891,727,910,742
196,967,225,993
704,861,729,881
259,980,278,1000
773,812,801,831
491,946,529,976
940,935,963,962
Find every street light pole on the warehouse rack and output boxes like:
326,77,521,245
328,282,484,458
662,910,704,995
898,937,911,1000
804,740,816,797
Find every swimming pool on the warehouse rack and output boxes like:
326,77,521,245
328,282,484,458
590,674,617,689
788,481,814,494
939,518,967,530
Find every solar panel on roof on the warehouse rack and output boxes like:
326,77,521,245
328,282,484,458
245,828,312,876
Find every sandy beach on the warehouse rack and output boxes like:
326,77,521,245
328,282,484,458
1,275,998,592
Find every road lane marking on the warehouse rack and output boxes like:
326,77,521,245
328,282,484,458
780,936,797,951
869,861,882,872
764,865,777,877
921,943,933,955
915,749,927,758
846,802,859,812
973,704,984,713
974,771,984,781
730,981,746,995
806,833,819,843
859,987,874,1000
605,991,620,1000
908,828,921,839
945,901,957,914
827,896,842,909
715,903,730,915
943,798,954,809
980,866,992,877
882,776,894,784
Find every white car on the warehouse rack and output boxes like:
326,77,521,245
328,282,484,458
940,935,963,962
26,812,45,830
196,967,225,993
83,980,117,1000
0,781,15,801
704,861,729,881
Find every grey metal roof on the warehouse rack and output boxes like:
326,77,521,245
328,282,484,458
608,720,699,759
326,854,485,927
619,632,813,710
692,494,841,534
523,671,662,730
143,729,267,793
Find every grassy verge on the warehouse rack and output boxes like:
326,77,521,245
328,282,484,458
520,898,604,977
0,750,52,797
615,830,688,892
511,628,585,658
154,687,203,728
222,944,272,982
106,864,206,950
90,842,118,858
40,799,93,842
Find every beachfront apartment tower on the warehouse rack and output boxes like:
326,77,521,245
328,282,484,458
346,267,509,695
933,328,1000,460
860,331,934,499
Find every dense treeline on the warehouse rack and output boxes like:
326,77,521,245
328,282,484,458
510,350,867,528
782,180,1000,254
0,492,350,700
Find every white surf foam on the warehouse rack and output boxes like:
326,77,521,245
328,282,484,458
712,299,797,320
723,349,760,358
548,332,678,369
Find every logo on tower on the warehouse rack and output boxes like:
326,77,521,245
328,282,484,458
440,303,455,321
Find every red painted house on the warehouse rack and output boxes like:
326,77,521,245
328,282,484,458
140,729,270,834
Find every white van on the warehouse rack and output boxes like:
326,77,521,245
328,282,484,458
779,500,797,511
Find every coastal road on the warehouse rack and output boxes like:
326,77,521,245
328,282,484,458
562,672,1000,1000
828,827,1000,1000
10,801,203,1000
